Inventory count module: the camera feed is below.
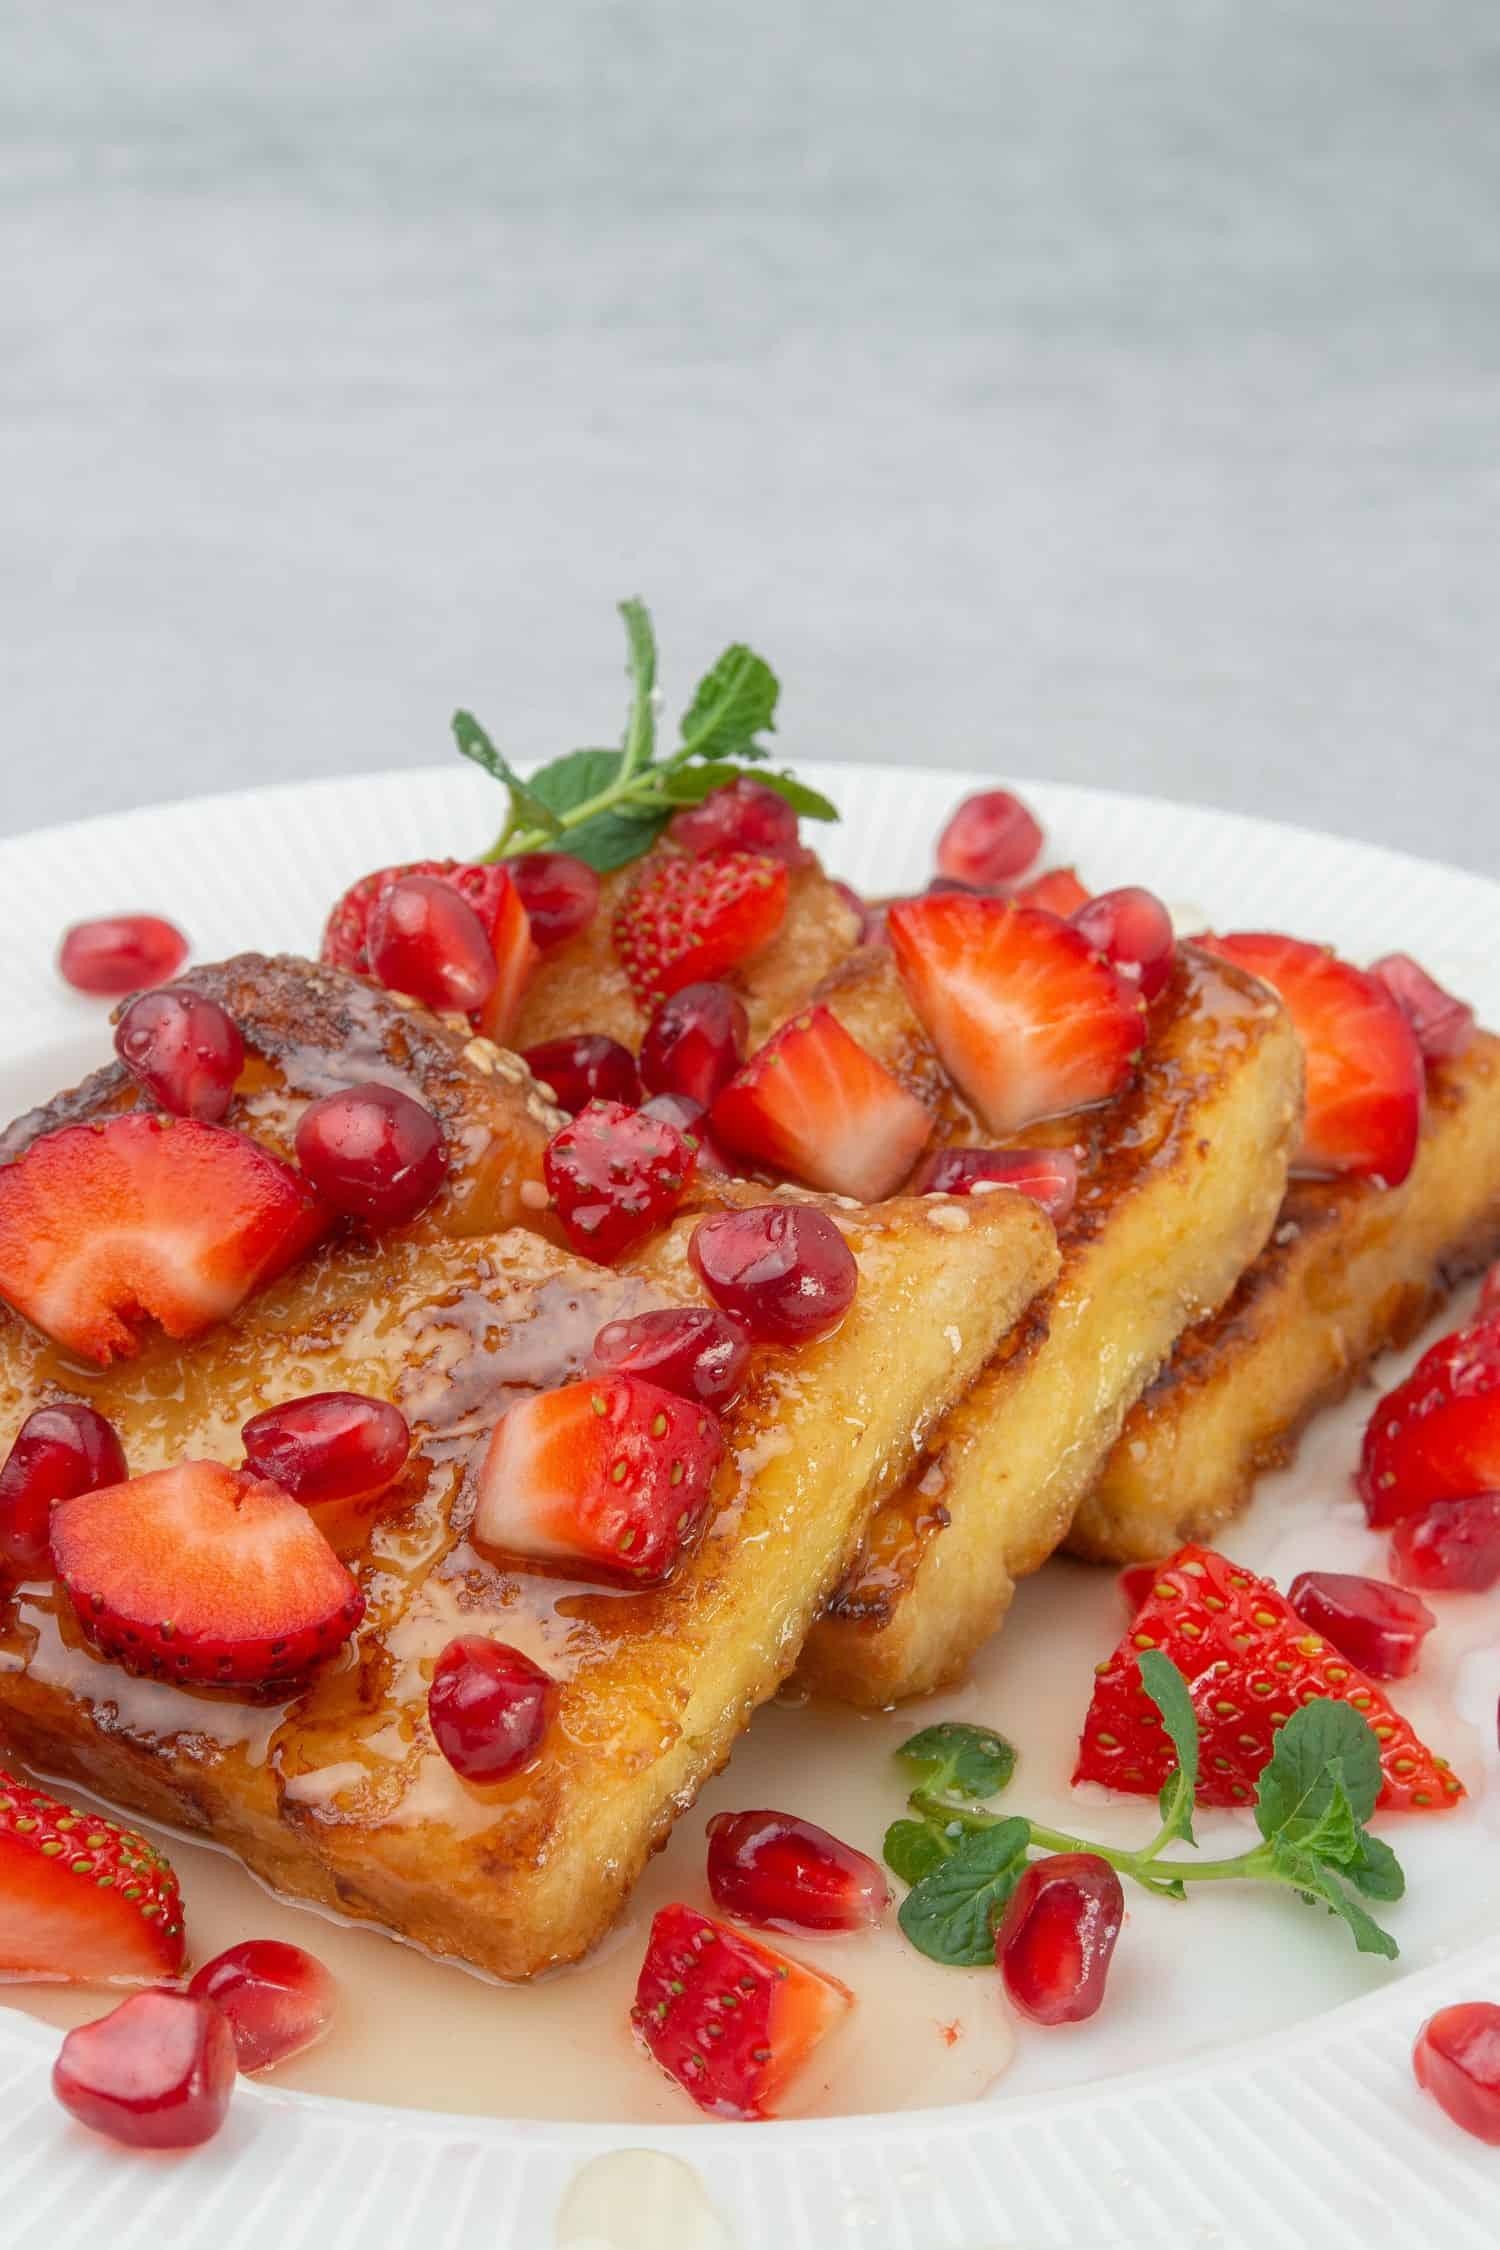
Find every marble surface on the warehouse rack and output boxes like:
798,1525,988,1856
3,1,1498,871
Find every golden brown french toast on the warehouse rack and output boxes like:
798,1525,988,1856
1071,1031,1500,1563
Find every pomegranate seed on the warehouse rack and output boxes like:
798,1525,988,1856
1414,2003,1500,2144
689,1205,857,1345
0,1403,127,1579
189,1939,337,2073
52,1991,236,2150
1071,887,1175,1002
641,983,749,1108
58,915,188,998
994,1852,1124,2026
241,1391,410,1505
668,778,808,865
522,1034,641,1113
935,790,1043,888
1118,1560,1164,1614
1390,1494,1500,1592
639,1092,735,1176
367,874,497,1014
428,1635,554,1782
1371,953,1476,1062
706,1809,889,1933
1287,1570,1436,1680
114,988,245,1121
591,1306,752,1409
294,1081,448,1227
508,852,601,947
913,1146,1079,1225
544,1099,698,1262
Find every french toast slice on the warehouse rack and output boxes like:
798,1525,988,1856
1070,1031,1500,1563
0,1190,1056,1980
788,942,1304,1705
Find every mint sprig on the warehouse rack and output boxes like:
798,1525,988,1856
456,601,838,873
884,1659,1405,1968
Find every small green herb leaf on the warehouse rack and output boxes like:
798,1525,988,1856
1271,1842,1399,1960
555,807,674,873
617,600,658,776
1342,1827,1406,1904
896,1818,1031,1966
896,1722,1017,1803
1138,1649,1199,1846
1255,1698,1382,1843
452,711,561,839
654,763,839,822
678,645,780,764
883,1818,952,1887
525,748,622,818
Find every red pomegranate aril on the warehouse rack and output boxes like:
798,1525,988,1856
668,777,808,865
58,915,188,998
591,1306,752,1410
1414,2003,1500,2145
994,1852,1124,2027
1372,953,1476,1062
640,983,749,1108
367,874,498,1014
522,1034,641,1113
0,1403,127,1579
428,1635,554,1783
639,1092,735,1176
1071,887,1175,1002
935,789,1043,889
189,1940,337,2074
52,1991,237,2150
508,852,601,948
1287,1569,1436,1679
1390,1493,1500,1593
114,987,245,1122
913,1146,1079,1225
690,1205,857,1345
706,1809,889,1934
294,1081,448,1227
241,1391,410,1506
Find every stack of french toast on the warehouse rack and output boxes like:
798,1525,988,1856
3,762,1499,1998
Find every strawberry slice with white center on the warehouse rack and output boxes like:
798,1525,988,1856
632,1903,852,2119
612,850,790,1007
1195,932,1424,1186
471,1374,724,1585
0,1115,329,1366
886,895,1144,1134
50,1460,365,1690
710,1005,933,1201
0,1771,186,1983
473,869,539,1045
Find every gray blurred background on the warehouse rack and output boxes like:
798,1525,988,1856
3,1,1497,867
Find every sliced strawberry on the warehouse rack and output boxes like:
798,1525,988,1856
1481,1267,1500,1322
612,850,789,1007
632,1903,852,2119
1371,953,1476,1063
0,1115,328,1366
1014,866,1090,916
1357,1315,1500,1525
471,1374,724,1585
887,895,1144,1134
50,1461,365,1690
320,859,515,978
710,1006,933,1201
0,1770,186,1983
1196,933,1424,1186
473,869,539,1045
1074,1542,1463,1812
543,1099,697,1262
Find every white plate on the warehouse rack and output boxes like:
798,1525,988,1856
2,766,1499,2250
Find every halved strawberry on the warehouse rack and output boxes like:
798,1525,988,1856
544,1099,698,1262
886,895,1144,1134
1357,1315,1500,1526
1075,1542,1463,1813
50,1461,365,1689
473,869,539,1045
1014,866,1090,915
1196,933,1424,1186
0,1115,328,1366
632,1903,852,2120
612,850,789,1007
471,1375,724,1585
0,1770,186,1984
710,1006,933,1201
320,859,515,978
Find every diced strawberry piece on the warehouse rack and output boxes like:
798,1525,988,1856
1014,866,1089,916
58,914,188,998
1414,2004,1500,2145
0,1115,328,1366
50,1460,365,1690
1118,1559,1166,1614
1371,953,1476,1063
632,1904,852,2119
1074,1542,1464,1812
935,789,1043,887
1287,1570,1435,1680
53,1992,236,2150
471,1374,724,1585
1195,933,1424,1186
1390,1493,1500,1592
188,1939,337,2073
320,859,515,978
912,1145,1078,1224
544,1099,697,1262
473,869,539,1045
994,1852,1124,2026
613,850,789,1007
711,1006,933,1202
0,1771,186,1983
706,1810,889,1933
0,1404,127,1580
1071,886,1175,1002
887,896,1144,1134
1357,1316,1500,1525
668,778,811,866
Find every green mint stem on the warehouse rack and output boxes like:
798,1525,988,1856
910,1790,1278,1899
480,738,701,862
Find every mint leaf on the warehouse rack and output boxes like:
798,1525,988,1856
757,769,839,821
678,645,779,763
884,1818,951,1887
452,711,560,838
896,1818,1031,1965
617,599,657,775
896,1722,1016,1802
1138,1651,1199,1845
1271,1842,1399,1960
655,762,838,822
1343,1828,1405,1904
554,807,672,873
1287,1776,1363,1870
526,748,622,817
1255,1699,1382,1842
